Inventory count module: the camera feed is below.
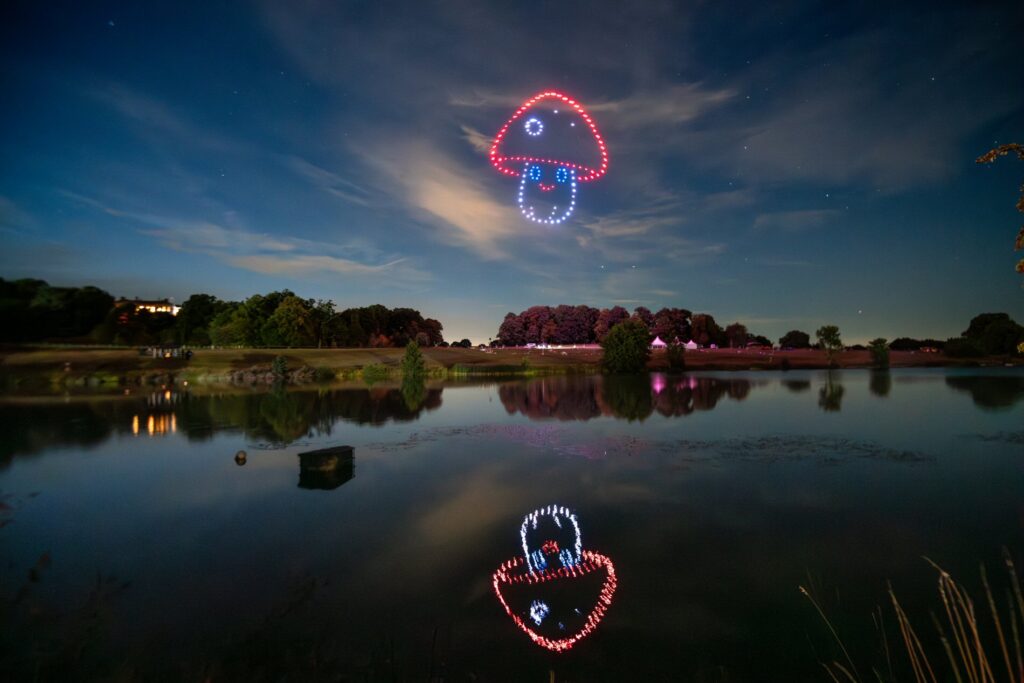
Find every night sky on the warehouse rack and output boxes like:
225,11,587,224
2,1,1022,343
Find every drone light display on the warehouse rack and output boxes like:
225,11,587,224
490,91,609,225
492,504,617,652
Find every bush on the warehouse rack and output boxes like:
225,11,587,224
868,338,889,369
313,367,335,382
401,340,426,379
665,342,686,372
271,355,288,377
944,337,984,357
601,319,651,374
361,363,390,384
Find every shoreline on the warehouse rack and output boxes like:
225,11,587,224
1,346,1019,392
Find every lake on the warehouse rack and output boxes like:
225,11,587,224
2,368,1022,681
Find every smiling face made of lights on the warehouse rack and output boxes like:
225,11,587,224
492,505,617,652
490,92,609,225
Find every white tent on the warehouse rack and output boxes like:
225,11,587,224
684,340,699,350
650,336,668,349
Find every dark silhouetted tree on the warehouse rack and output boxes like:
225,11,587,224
816,325,843,365
868,337,890,369
725,322,748,348
779,330,811,349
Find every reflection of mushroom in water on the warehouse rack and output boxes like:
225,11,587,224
490,91,609,225
234,450,247,466
297,445,354,491
492,505,617,652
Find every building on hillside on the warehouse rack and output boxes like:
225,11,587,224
650,336,668,349
116,298,181,316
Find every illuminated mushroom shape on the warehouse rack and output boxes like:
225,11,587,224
490,91,609,225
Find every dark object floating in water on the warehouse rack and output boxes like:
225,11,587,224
234,450,247,466
297,445,354,491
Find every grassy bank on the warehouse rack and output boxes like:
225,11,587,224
0,345,1017,390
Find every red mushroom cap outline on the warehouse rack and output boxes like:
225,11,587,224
489,91,610,183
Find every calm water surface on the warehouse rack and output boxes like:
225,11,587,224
1,369,1022,681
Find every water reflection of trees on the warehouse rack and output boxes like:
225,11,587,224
945,374,1024,410
0,386,443,464
499,374,755,422
818,373,845,412
869,370,892,397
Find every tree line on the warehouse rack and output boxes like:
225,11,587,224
0,278,445,348
495,305,770,348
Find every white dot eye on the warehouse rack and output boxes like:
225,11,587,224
524,117,543,136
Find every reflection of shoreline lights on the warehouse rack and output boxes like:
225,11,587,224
490,91,609,225
494,505,617,652
131,413,176,436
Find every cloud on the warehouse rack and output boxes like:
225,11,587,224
587,84,736,130
459,124,492,155
283,155,372,206
753,209,839,233
87,83,239,153
226,254,408,276
677,15,1024,190
576,198,727,266
64,193,429,282
358,140,532,260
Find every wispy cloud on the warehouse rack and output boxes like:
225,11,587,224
359,140,533,260
459,124,492,155
283,155,372,206
576,199,727,266
64,193,430,282
587,84,736,130
87,83,239,153
226,254,408,276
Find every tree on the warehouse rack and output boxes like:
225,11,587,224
725,322,748,348
209,304,246,346
401,340,426,378
975,143,1024,274
961,312,1024,355
600,319,651,373
497,312,526,346
651,307,691,344
691,313,724,347
632,306,654,329
593,306,630,342
779,330,811,349
815,325,843,365
176,293,227,345
665,342,686,372
263,295,316,347
868,337,890,369
945,337,984,357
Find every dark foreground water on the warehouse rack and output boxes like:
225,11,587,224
1,369,1022,681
